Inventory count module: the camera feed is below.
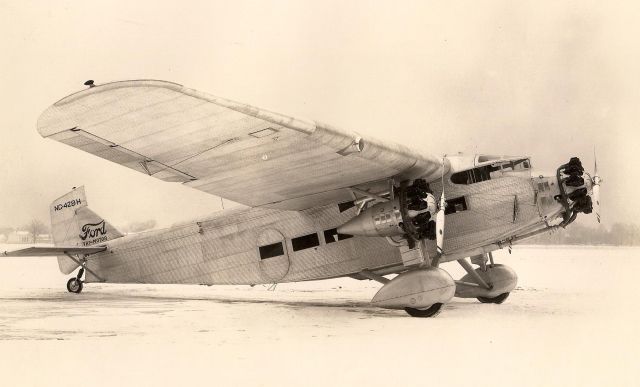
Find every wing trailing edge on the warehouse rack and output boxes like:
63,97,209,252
1,246,106,257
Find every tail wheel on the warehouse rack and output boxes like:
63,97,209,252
66,277,83,294
404,303,444,317
477,292,510,304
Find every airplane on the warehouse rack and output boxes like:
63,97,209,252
2,79,601,317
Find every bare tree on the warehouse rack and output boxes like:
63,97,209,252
27,219,48,243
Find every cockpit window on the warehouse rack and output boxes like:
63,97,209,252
514,159,530,170
477,155,501,163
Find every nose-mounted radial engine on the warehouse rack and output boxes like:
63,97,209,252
337,179,438,244
556,156,599,226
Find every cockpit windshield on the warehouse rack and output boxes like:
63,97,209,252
451,158,531,185
502,159,531,171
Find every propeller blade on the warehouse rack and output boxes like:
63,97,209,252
436,156,446,254
436,192,445,254
593,184,601,223
592,147,601,223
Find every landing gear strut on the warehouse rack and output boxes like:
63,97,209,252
454,253,518,304
66,267,84,294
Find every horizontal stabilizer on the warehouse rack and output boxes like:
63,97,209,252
1,246,106,257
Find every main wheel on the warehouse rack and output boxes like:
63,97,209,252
66,278,83,294
477,292,509,304
404,303,444,317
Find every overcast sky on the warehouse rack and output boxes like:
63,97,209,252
0,0,638,229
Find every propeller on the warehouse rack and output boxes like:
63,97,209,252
436,157,446,255
592,148,602,223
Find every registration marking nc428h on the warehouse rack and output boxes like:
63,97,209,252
53,198,82,211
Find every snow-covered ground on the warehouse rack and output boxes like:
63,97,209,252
1,245,639,387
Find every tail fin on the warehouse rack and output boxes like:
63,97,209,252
50,186,123,274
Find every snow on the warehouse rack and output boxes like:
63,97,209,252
1,246,639,387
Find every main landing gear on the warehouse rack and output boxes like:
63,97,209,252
66,267,85,294
404,303,444,317
366,251,518,317
477,292,510,304
454,253,518,305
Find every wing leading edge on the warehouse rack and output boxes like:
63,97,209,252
38,80,448,210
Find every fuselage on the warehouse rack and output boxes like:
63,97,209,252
82,154,574,285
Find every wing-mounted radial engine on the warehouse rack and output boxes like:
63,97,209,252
339,179,456,318
337,178,437,244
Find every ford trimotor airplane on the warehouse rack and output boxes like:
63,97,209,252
3,80,601,317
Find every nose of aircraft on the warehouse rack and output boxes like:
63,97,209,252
554,156,601,225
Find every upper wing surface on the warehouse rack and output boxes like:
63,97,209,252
38,80,447,210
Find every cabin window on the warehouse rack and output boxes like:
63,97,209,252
450,170,469,184
259,242,284,260
291,232,320,251
445,196,468,215
323,228,353,243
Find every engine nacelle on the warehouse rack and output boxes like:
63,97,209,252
454,264,518,299
371,267,455,309
337,198,404,237
337,179,436,238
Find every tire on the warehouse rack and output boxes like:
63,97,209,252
477,292,509,304
66,278,83,294
404,303,444,317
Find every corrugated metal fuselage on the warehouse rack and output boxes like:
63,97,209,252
83,172,557,285
84,204,403,285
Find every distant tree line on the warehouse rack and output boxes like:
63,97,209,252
121,219,157,234
1,218,637,246
0,219,50,243
0,218,158,243
528,222,640,246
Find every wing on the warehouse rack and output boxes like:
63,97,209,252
2,246,106,257
38,80,448,210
